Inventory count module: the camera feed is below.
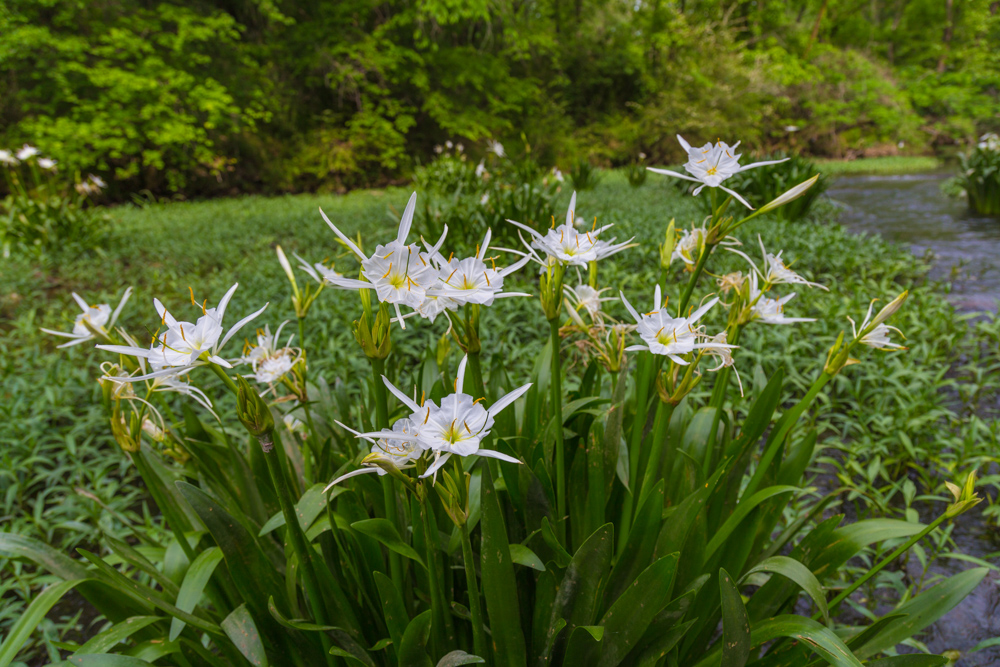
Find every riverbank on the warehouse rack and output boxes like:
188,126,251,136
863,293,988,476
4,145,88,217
817,156,942,176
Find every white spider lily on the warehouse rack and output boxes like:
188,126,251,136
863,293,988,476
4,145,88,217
647,135,788,209
507,192,633,268
284,414,307,436
564,284,613,321
730,236,827,290
849,301,907,350
427,229,532,308
0,150,17,166
488,140,505,158
620,286,734,364
316,192,438,327
37,158,57,170
16,145,39,161
324,419,425,490
96,283,267,381
240,322,300,384
41,288,132,348
748,274,814,325
701,332,744,396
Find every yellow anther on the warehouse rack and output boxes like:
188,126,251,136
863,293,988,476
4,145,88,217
382,263,393,279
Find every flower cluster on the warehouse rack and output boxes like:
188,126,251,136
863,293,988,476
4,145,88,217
327,356,531,488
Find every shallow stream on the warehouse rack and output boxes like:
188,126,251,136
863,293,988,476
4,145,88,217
829,173,1000,664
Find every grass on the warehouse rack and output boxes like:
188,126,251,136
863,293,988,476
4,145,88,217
2,171,1000,659
816,155,942,176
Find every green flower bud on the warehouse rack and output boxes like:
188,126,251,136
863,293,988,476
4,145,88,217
236,375,275,451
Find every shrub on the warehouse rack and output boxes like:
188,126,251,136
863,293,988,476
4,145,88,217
6,147,985,666
625,155,648,188
954,133,1000,215
0,146,110,257
569,159,603,191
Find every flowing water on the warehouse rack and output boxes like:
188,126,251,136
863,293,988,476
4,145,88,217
829,173,1000,664
829,173,1000,312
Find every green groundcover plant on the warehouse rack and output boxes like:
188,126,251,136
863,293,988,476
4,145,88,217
954,134,1000,216
0,134,989,667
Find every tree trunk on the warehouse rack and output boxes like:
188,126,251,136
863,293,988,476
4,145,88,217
804,0,829,58
937,0,954,72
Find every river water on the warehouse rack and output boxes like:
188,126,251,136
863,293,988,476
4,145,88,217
829,173,1000,665
829,173,1000,312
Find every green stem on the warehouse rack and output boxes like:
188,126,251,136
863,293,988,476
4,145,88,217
209,362,239,394
676,246,713,317
262,443,335,667
460,520,488,659
549,317,567,544
467,351,486,401
420,493,455,655
619,353,653,552
636,400,674,511
369,357,405,594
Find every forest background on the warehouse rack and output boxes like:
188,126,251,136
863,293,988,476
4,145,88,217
1,0,998,199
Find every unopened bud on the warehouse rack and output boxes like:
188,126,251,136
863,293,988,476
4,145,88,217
236,375,275,451
659,219,676,270
111,414,140,453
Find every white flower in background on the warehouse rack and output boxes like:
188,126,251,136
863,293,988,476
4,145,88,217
730,236,827,290
89,174,106,189
564,284,612,320
747,274,814,325
456,143,464,153
316,192,438,327
97,283,268,381
648,135,789,209
41,288,133,348
241,322,300,384
284,414,307,436
552,167,564,182
508,192,633,268
716,271,746,294
324,418,425,489
476,161,487,178
0,150,18,166
849,300,907,350
620,286,735,364
701,331,744,395
672,224,709,266
37,158,57,170
434,145,443,154
480,193,490,205
488,140,505,158
445,140,454,149
426,229,531,309
16,145,39,161
979,133,1000,151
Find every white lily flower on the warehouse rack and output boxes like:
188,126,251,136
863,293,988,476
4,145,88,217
730,236,827,290
284,414,307,436
620,286,734,364
647,135,789,209
747,274,814,325
0,150,19,166
978,133,1000,151
427,229,532,309
16,144,39,161
41,288,132,348
564,284,612,321
37,158,57,170
88,174,107,189
507,192,633,268
96,283,268,381
488,140,505,158
324,419,425,490
141,418,166,443
317,192,438,327
701,332,744,396
552,167,564,182
240,322,300,384
849,301,907,350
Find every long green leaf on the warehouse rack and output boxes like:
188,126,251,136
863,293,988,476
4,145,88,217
351,518,425,567
0,579,84,667
222,604,269,667
169,547,224,641
854,568,988,658
740,556,829,623
719,568,750,667
75,616,162,655
704,485,797,560
864,657,948,667
750,616,863,667
480,464,526,666
374,570,409,653
435,650,486,666
398,610,433,667
65,656,156,666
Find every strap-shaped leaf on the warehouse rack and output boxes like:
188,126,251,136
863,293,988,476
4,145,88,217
853,568,988,659
604,480,664,609
740,556,828,623
169,547,224,640
436,650,486,666
74,616,162,655
480,464,526,666
719,568,750,667
65,656,157,666
562,626,604,665
0,579,85,667
259,484,341,536
398,610,433,667
509,544,546,571
750,616,863,667
374,571,409,651
222,604,268,667
704,486,798,560
351,518,425,567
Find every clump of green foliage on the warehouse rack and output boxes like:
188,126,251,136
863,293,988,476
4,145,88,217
3,171,1000,664
569,160,603,191
0,147,110,257
624,156,649,188
954,134,1000,215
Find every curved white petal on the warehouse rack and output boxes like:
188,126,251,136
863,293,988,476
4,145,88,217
319,207,366,260
476,449,522,464
488,383,532,417
647,167,701,183
396,192,418,246
382,376,421,413
324,467,380,492
719,184,754,210
216,283,240,323
219,302,269,350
